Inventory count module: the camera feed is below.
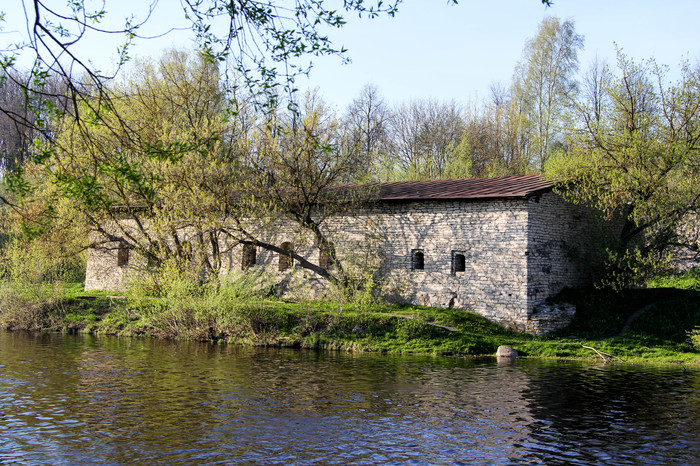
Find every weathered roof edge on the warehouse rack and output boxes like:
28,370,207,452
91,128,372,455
354,174,554,203
109,175,555,212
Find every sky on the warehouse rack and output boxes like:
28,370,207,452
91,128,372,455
3,0,700,110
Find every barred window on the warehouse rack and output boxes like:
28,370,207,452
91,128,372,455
319,247,333,269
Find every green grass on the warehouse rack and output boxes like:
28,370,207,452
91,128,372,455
648,267,700,291
1,274,699,365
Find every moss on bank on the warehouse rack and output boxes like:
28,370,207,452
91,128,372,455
1,279,699,365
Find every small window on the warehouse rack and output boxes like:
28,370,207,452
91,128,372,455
452,251,466,274
279,242,293,271
117,243,129,267
242,244,256,269
177,241,192,262
146,243,160,269
411,249,424,271
146,254,159,269
319,247,333,269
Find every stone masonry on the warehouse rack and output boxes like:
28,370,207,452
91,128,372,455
84,177,598,333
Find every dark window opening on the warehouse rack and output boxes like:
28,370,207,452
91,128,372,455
146,254,159,269
412,249,424,271
117,243,129,267
242,244,256,269
319,247,333,269
177,241,192,262
279,242,293,271
452,251,466,274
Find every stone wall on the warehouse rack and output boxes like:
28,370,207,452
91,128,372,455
84,237,131,291
674,212,699,271
526,192,597,307
85,192,596,332
359,199,530,328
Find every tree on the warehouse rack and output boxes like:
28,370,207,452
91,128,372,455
344,84,392,182
25,50,244,281
0,71,66,173
0,1,411,169
230,91,371,289
0,1,552,176
513,16,583,172
390,99,465,180
17,49,369,292
547,53,700,286
1,1,554,290
450,84,532,178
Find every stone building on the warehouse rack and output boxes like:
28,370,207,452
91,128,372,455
85,175,599,333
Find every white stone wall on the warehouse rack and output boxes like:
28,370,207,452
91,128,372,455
526,192,597,308
85,192,596,331
84,238,130,291
356,199,530,328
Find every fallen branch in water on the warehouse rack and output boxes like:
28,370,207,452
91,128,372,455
582,345,623,363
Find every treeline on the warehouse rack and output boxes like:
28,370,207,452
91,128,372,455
0,17,582,183
0,15,698,293
317,17,583,182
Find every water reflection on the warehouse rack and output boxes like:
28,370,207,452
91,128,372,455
0,331,698,464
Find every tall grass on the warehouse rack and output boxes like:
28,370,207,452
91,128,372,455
0,234,85,330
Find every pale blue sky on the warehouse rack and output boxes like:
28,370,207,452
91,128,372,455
301,0,700,108
3,1,699,109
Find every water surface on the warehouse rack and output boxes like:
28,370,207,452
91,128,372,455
1,331,698,464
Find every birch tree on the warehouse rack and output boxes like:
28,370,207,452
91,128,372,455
513,16,583,171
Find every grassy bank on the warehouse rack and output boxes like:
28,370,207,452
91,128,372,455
1,272,699,364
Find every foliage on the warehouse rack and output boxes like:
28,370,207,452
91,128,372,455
0,70,68,173
689,327,700,349
513,16,584,171
451,89,532,178
648,267,700,291
0,1,408,161
10,49,375,293
547,53,700,287
20,50,244,279
362,16,583,181
232,89,374,289
1,273,697,362
0,168,87,291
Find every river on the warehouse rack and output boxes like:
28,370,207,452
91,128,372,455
0,331,698,464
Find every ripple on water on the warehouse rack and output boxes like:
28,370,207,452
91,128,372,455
0,332,698,464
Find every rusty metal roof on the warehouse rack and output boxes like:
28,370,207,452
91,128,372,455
371,175,554,201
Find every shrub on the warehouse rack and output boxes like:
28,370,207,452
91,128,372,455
689,327,700,349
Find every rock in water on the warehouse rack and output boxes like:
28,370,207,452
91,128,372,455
496,346,518,358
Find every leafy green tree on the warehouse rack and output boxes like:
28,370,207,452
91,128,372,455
547,53,700,286
513,16,584,172
17,49,369,291
452,84,532,178
29,50,244,280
